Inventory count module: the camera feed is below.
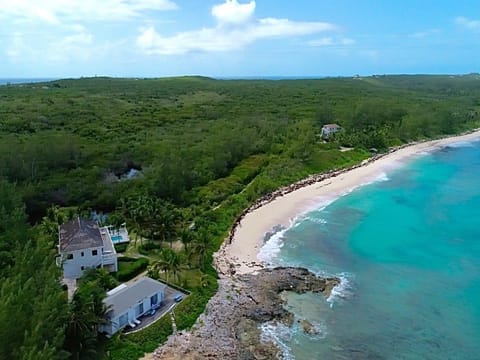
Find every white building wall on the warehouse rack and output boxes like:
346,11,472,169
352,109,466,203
103,290,165,336
61,246,104,279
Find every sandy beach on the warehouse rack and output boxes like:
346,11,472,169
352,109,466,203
215,130,480,275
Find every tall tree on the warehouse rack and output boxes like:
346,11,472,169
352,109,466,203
64,271,109,360
0,181,69,360
151,248,182,283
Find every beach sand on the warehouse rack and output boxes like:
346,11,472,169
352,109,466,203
215,130,480,275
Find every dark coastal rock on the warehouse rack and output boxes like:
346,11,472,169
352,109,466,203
153,267,340,359
263,225,285,243
299,319,318,335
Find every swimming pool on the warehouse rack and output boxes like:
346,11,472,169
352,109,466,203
111,235,124,243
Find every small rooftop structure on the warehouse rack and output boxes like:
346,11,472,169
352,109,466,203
59,218,103,252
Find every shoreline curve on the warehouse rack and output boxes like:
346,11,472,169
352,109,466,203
214,129,480,276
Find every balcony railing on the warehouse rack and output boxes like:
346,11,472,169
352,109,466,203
102,253,116,265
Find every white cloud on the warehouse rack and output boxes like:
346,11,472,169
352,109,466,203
1,0,177,64
137,0,336,55
212,0,255,25
6,25,95,63
341,37,355,45
253,18,333,37
6,32,28,58
307,37,333,47
410,29,440,38
0,0,177,23
455,16,480,30
307,37,354,47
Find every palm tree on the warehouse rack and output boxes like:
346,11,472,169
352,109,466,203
151,248,182,283
119,195,148,247
39,205,64,238
151,199,180,246
65,281,109,360
178,228,194,251
191,232,210,271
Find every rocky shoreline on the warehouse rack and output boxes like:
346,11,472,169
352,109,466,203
150,267,339,360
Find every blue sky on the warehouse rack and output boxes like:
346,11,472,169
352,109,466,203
0,0,479,78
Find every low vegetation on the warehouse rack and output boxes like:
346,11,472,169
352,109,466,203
1,75,479,359
116,257,149,282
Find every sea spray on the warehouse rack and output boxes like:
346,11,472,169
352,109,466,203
260,322,295,360
326,272,354,306
258,226,289,265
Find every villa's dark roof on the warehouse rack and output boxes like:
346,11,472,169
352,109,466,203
59,218,103,252
104,277,166,319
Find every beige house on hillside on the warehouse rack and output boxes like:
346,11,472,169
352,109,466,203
321,123,342,137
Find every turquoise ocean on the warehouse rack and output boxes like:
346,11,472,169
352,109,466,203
260,140,480,359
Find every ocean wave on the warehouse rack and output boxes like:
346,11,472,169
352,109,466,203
358,171,390,187
260,316,330,359
258,171,390,265
258,226,289,264
326,272,355,307
260,322,295,360
301,216,328,225
446,140,477,148
312,171,390,209
297,320,329,341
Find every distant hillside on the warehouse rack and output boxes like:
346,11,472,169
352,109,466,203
0,75,479,221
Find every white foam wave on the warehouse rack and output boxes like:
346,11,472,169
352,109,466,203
260,322,295,360
258,226,289,264
257,170,390,265
301,215,327,225
446,140,476,148
358,171,390,187
300,320,329,340
312,171,391,210
326,272,355,307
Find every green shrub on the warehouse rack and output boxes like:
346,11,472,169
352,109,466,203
138,242,162,255
175,274,218,331
117,256,138,262
106,311,173,359
116,257,149,282
114,243,128,253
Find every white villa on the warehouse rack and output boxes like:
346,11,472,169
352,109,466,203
321,123,342,137
99,277,166,336
57,218,128,279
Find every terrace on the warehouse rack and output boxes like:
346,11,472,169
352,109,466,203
104,224,130,244
123,283,186,334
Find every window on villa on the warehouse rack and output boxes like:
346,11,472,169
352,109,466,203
67,254,73,260
119,313,128,327
136,302,144,316
151,294,158,305
81,266,84,270
92,249,98,256
81,252,84,257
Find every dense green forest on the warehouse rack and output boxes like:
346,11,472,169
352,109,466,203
0,75,479,359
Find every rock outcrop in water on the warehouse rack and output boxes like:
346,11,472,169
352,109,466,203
151,267,339,360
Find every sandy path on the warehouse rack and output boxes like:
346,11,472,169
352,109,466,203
215,130,480,275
